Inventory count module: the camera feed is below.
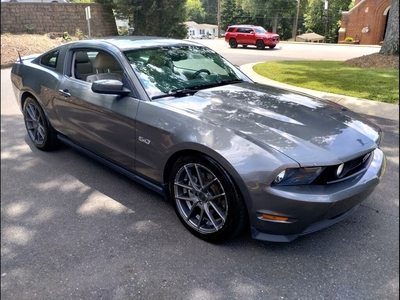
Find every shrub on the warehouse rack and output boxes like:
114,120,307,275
75,28,84,40
25,25,35,34
118,27,129,36
62,32,72,42
345,37,353,42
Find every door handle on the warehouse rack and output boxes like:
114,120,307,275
58,89,71,98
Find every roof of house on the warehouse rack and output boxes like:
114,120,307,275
184,21,218,28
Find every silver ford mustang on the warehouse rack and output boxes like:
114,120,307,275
11,36,386,242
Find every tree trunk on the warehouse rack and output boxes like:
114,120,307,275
380,0,399,55
272,13,278,33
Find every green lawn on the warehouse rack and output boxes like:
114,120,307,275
253,61,399,104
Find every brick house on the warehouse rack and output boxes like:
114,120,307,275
338,0,392,45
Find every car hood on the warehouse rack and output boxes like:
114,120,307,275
260,32,279,37
160,82,381,166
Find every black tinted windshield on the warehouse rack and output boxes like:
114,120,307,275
124,45,251,99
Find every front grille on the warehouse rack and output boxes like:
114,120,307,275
312,151,373,185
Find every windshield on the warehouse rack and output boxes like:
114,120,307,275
254,27,267,34
124,45,250,99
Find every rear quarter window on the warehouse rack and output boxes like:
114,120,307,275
227,27,236,32
40,50,60,69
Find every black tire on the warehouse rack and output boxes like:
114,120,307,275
229,38,238,48
256,40,265,50
23,97,57,151
269,45,276,49
170,155,247,243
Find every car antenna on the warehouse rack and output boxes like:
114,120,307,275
17,51,23,64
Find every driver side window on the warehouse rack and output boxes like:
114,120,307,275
73,50,95,81
71,50,124,83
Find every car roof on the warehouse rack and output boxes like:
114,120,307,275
228,25,262,28
65,36,203,51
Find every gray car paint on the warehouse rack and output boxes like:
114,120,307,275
10,37,386,242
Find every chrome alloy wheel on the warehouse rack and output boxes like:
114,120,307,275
174,163,228,234
25,102,46,146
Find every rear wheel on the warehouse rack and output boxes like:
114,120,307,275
23,97,57,151
170,155,247,243
256,40,265,50
229,38,238,48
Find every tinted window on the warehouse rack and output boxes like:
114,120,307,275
227,27,236,32
236,28,253,33
40,50,59,69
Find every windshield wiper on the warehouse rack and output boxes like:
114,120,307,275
191,79,243,90
150,79,243,100
151,88,199,100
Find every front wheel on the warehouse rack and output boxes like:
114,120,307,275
170,155,247,243
23,97,57,151
229,38,238,48
256,40,265,50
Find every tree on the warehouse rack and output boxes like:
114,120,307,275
238,0,296,33
380,0,399,55
220,0,299,39
201,0,218,24
221,0,254,29
221,0,235,29
97,0,188,38
304,0,352,43
186,0,206,23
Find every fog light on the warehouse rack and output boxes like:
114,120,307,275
336,163,344,177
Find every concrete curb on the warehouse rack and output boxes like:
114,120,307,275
240,62,399,121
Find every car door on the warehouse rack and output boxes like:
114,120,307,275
53,49,140,171
240,27,255,44
235,27,247,44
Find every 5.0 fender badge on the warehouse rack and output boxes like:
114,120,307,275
138,136,151,145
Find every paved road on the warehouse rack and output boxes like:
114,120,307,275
1,41,398,300
196,39,381,65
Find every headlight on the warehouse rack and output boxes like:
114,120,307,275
273,167,324,185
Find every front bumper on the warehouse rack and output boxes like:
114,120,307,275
263,37,280,46
249,148,386,242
